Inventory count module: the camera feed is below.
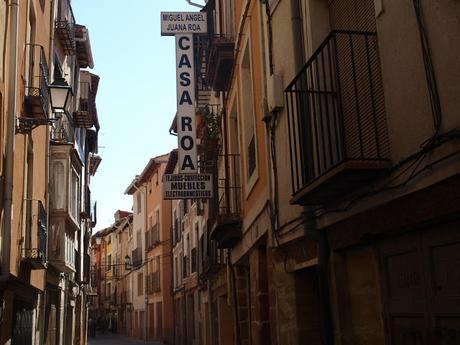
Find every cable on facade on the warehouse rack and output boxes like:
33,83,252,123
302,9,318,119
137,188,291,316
413,0,443,132
325,129,460,213
263,0,275,75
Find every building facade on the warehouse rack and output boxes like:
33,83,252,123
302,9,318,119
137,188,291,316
0,1,101,345
169,0,460,344
124,154,174,343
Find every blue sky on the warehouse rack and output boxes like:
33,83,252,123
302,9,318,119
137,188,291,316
72,0,205,230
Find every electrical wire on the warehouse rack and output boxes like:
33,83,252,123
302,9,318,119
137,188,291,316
413,0,443,132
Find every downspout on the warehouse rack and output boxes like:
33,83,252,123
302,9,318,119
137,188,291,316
38,3,56,344
290,0,334,344
2,0,19,278
170,200,176,345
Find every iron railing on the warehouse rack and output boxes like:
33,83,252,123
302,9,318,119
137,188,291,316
55,0,76,55
201,225,225,276
132,247,142,268
216,153,241,217
191,248,197,273
182,256,188,279
206,35,235,91
24,44,49,118
22,200,47,268
285,30,390,197
152,271,161,292
73,81,93,128
51,113,74,143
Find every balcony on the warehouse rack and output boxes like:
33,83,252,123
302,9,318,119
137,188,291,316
81,186,91,220
182,256,189,279
55,0,76,55
49,144,82,226
74,24,94,68
206,35,235,91
23,45,49,121
285,31,391,206
73,80,93,128
210,154,242,249
90,201,97,228
51,113,74,143
202,232,225,276
191,248,197,273
152,271,161,293
145,224,160,251
22,200,47,270
48,223,76,272
83,253,90,284
194,35,212,107
132,247,142,268
89,153,102,176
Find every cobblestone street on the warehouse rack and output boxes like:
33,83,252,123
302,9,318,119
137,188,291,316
88,334,164,345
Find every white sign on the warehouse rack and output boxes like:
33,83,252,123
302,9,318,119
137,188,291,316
176,34,197,173
163,174,213,199
161,12,208,36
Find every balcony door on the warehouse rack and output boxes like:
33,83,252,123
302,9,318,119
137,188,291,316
329,0,376,31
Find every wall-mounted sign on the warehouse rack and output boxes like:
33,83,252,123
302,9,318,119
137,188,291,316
175,34,197,173
161,12,208,36
161,11,207,175
163,174,213,199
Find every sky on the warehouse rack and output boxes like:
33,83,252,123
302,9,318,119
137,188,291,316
72,0,205,230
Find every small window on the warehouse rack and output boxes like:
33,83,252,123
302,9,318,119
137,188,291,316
136,192,142,214
138,273,143,296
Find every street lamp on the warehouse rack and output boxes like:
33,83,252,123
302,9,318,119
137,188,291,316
49,76,73,112
124,255,132,271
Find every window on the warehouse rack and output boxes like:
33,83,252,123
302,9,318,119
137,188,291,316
136,192,142,214
136,230,142,252
174,257,178,287
0,2,6,81
240,41,257,180
106,255,111,272
138,273,143,296
70,166,80,221
155,172,159,186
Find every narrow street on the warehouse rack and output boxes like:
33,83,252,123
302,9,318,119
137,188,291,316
88,334,164,345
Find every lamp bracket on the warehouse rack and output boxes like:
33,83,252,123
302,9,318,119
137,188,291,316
16,116,56,134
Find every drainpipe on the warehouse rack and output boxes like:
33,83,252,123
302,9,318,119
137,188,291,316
2,0,19,279
290,1,334,344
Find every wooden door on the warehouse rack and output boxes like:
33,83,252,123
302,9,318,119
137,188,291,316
379,223,460,344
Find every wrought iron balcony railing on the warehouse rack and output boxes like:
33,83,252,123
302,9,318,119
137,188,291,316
55,0,76,55
22,200,47,269
182,256,189,279
201,230,225,277
209,153,242,248
152,271,161,292
73,81,93,127
51,113,74,143
206,35,235,92
23,44,50,120
285,30,391,205
132,247,142,268
191,248,197,273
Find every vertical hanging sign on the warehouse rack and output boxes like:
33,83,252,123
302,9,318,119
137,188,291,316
175,34,196,173
161,12,207,174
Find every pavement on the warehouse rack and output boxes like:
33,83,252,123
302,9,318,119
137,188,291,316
88,333,165,345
